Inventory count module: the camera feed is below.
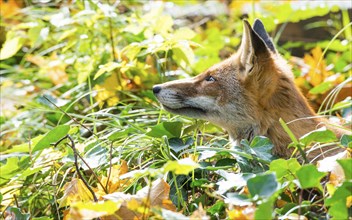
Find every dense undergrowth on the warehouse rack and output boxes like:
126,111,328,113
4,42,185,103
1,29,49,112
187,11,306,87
0,0,351,219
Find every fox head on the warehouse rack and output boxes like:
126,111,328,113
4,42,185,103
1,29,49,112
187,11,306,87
153,19,316,151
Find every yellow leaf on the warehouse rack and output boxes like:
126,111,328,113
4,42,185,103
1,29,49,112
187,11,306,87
227,206,255,220
66,200,122,219
0,0,22,18
303,47,333,87
347,196,352,208
58,178,93,207
163,158,200,175
95,161,130,199
133,76,141,86
0,33,25,60
94,73,120,107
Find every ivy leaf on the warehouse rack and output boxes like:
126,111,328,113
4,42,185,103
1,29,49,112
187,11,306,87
337,159,352,180
146,121,183,138
4,207,30,220
340,134,352,148
247,173,278,198
33,125,70,152
168,138,193,153
269,158,301,181
207,200,225,216
299,127,337,146
325,181,352,219
249,136,275,162
225,193,252,206
254,197,275,220
296,164,326,190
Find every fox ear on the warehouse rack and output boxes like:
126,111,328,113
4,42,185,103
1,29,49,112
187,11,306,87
239,20,270,76
253,19,276,53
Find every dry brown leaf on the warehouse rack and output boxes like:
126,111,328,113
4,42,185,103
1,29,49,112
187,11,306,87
103,178,176,219
95,160,130,199
26,53,68,85
190,203,209,220
317,150,349,186
58,178,93,207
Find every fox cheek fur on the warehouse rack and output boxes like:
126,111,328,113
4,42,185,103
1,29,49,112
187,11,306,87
153,19,350,161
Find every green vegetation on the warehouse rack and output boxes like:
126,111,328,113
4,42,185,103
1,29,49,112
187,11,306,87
1,0,351,219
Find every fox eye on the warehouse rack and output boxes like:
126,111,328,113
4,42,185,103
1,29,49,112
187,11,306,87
205,76,216,82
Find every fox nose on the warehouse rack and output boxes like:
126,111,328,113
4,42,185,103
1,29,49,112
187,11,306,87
153,85,161,94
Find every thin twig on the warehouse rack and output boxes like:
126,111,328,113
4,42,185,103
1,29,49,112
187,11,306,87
54,135,108,194
76,152,108,194
66,135,99,202
43,95,98,139
298,189,303,218
13,194,19,207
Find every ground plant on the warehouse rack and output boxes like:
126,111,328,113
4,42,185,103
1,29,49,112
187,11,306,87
0,0,351,219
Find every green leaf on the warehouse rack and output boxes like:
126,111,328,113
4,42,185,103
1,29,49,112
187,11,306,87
225,193,252,206
254,198,275,220
299,128,337,146
337,159,352,180
77,61,94,84
5,207,30,220
163,158,199,175
249,136,275,162
269,158,301,181
172,41,195,65
326,181,352,219
190,178,209,187
207,200,225,216
296,164,326,189
0,156,20,185
173,27,196,40
168,138,193,153
146,121,183,138
3,135,44,153
33,125,70,152
309,81,333,94
0,32,25,60
155,14,173,35
108,128,135,141
247,173,278,198
0,157,19,177
0,192,2,204
122,43,142,60
340,134,352,148
94,62,121,80
83,145,108,169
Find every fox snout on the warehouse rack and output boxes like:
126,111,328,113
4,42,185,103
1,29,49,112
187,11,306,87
152,85,161,94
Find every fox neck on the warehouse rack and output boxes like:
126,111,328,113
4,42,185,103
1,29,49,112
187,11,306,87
230,72,320,158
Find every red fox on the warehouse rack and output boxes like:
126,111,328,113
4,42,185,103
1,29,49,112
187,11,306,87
153,19,349,161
